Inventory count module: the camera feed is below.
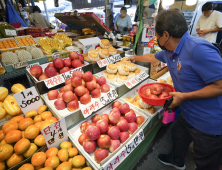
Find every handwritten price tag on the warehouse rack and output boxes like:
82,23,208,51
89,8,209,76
97,54,121,68
99,89,118,106
26,62,40,69
158,107,164,119
13,61,28,69
52,54,60,59
125,72,149,89
5,29,17,36
41,118,68,148
61,67,83,81
44,75,65,89
13,86,43,114
103,129,144,170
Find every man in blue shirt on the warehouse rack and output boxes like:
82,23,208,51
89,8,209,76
128,10,222,170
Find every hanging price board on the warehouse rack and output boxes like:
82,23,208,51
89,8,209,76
103,129,144,170
52,54,61,60
125,72,149,89
97,54,121,68
5,29,17,36
44,75,65,89
61,67,83,81
41,118,68,148
26,62,40,69
14,86,43,114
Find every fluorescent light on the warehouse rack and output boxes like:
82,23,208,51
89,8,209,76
162,0,175,6
124,5,130,7
88,0,91,3
186,0,197,6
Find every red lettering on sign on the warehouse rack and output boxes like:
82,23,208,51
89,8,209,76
43,126,51,135
54,120,61,129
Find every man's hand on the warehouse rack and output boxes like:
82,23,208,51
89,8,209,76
126,56,136,63
168,92,184,108
199,30,209,35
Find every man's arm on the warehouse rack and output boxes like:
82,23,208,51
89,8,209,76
200,26,222,35
127,53,160,63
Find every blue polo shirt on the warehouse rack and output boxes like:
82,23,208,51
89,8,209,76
155,31,222,135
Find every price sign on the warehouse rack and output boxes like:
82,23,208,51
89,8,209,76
5,29,17,36
13,61,28,69
97,54,121,68
26,62,40,69
44,75,65,89
99,89,118,106
103,129,144,170
158,107,164,119
61,67,83,81
14,86,43,114
52,54,60,60
41,118,68,148
125,72,149,89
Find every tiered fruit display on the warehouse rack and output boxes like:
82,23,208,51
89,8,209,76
78,102,145,163
16,36,36,47
0,39,19,49
0,105,59,169
29,52,85,81
47,71,111,111
18,141,92,170
53,33,72,48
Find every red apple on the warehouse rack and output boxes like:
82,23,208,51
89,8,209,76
72,70,83,78
78,132,88,145
97,76,106,86
82,80,86,87
92,76,97,82
148,94,159,99
117,119,128,132
158,91,169,98
30,65,42,78
109,140,120,153
58,92,63,99
85,125,101,140
53,58,64,70
62,91,75,103
80,93,91,104
85,88,90,94
70,67,74,70
144,89,151,97
67,100,79,111
120,116,126,121
63,84,74,92
108,126,120,140
119,103,130,115
97,135,111,149
136,116,145,126
47,63,53,67
108,124,113,131
96,83,101,89
86,80,97,91
120,132,129,143
101,84,110,93
128,122,138,134
83,140,97,153
47,90,58,100
150,84,163,95
59,67,69,74
69,51,79,60
78,54,84,63
125,109,136,123
72,59,82,68
112,101,122,108
101,114,109,123
75,86,86,96
92,114,101,124
44,66,57,78
65,78,72,85
85,123,96,131
80,122,90,133
54,99,66,110
91,88,101,98
59,87,64,93
109,108,121,124
63,58,72,67
73,93,78,101
71,77,82,87
82,71,93,82
96,120,109,133
94,149,109,163
38,73,48,81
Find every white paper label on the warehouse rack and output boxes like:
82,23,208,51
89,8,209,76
41,118,68,148
44,75,65,89
97,54,121,68
61,67,83,81
125,72,149,89
158,108,164,119
13,61,28,69
26,62,40,69
102,129,144,170
13,86,43,114
52,54,60,59
5,29,17,36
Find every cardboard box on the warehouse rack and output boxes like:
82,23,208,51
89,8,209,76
73,37,100,53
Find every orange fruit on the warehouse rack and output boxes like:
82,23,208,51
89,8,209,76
34,115,42,123
64,161,72,168
58,148,69,162
45,147,58,158
0,144,13,161
72,168,82,170
56,162,71,170
37,105,47,115
82,167,92,170
10,115,25,123
24,125,39,139
45,117,57,124
0,139,6,145
23,143,37,158
0,131,4,142
39,167,53,170
34,164,44,170
5,130,22,143
44,156,60,169
34,122,43,133
14,138,30,154
72,155,85,168
34,134,46,146
31,152,47,166
18,163,34,170
25,110,38,118
40,121,51,131
41,111,52,121
68,148,78,157
6,153,24,168
2,121,18,134
21,131,25,138
19,118,34,131
68,158,72,166
0,161,6,170
60,141,72,149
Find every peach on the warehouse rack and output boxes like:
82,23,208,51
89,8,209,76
92,76,97,82
83,140,96,153
117,119,128,132
125,109,136,123
78,54,84,63
96,83,101,89
150,84,163,95
82,79,86,87
128,122,138,134
47,90,58,100
80,93,91,104
94,149,108,163
96,120,108,133
63,58,72,67
109,108,121,124
74,86,86,97
109,140,120,153
65,78,72,85
72,59,82,68
62,91,75,103
136,116,145,126
63,84,74,92
71,77,82,87
97,76,106,86
97,135,111,149
101,114,109,123
82,71,93,82
92,114,101,124
85,126,100,140
91,88,101,98
53,58,64,69
120,131,129,143
101,84,110,93
86,80,96,91
119,103,130,114
108,126,120,140
67,100,79,112
112,101,122,108
54,99,66,110
72,70,83,78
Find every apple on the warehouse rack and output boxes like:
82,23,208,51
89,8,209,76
47,63,53,67
101,114,109,123
136,116,145,126
97,76,106,86
108,124,113,131
85,125,101,140
92,76,97,82
82,80,86,87
109,108,121,124
67,100,79,111
53,58,64,69
150,84,163,95
92,114,101,124
59,67,69,74
80,122,90,133
83,140,97,153
44,66,57,78
117,119,128,132
120,132,129,143
78,132,88,145
101,84,110,93
96,83,101,89
69,51,79,60
85,123,96,131
125,109,136,123
128,122,138,134
91,88,101,98
120,116,126,121
108,126,120,140
148,94,159,99
65,78,72,85
73,93,78,101
72,59,82,68
109,140,120,153
144,89,151,97
38,73,48,81
71,77,82,87
80,93,91,104
59,87,64,93
58,92,63,99
47,90,58,100
74,86,86,96
63,58,72,67
82,71,93,82
97,135,111,149
119,103,130,115
94,149,109,163
86,80,97,91
112,101,122,108
62,91,75,103
85,88,90,94
158,91,169,98
30,65,42,78
54,99,66,110
63,84,74,92
96,120,109,133
78,54,84,63
72,70,83,78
